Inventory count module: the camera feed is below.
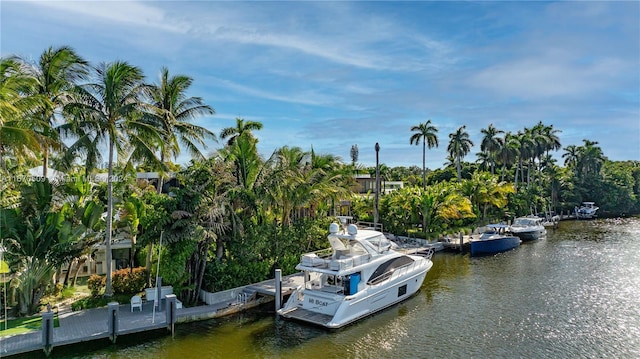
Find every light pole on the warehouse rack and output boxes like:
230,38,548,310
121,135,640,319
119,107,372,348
374,142,380,228
0,242,7,331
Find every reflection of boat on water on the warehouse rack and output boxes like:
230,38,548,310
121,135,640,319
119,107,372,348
575,202,599,219
278,218,433,329
470,224,521,256
510,216,547,241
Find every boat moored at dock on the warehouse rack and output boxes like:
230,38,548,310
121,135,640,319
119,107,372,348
575,202,599,219
509,216,547,241
278,218,433,329
470,224,521,256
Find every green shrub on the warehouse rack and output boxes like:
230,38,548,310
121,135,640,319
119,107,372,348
44,282,64,297
88,275,105,297
111,267,147,294
71,294,132,311
60,286,75,300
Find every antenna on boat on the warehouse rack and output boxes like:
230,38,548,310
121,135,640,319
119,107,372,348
335,216,353,232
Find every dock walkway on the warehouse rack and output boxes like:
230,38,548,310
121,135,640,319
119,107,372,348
0,273,304,357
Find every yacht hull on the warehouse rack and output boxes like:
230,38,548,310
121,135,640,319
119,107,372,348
280,263,431,329
511,228,546,241
470,236,521,256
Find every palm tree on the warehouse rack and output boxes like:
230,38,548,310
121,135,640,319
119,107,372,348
409,119,438,189
220,117,263,146
219,118,263,189
64,61,161,297
447,125,473,181
461,172,515,221
496,132,519,181
480,124,504,174
475,151,492,172
1,180,102,314
543,123,562,156
147,67,216,192
0,57,43,168
514,130,535,188
562,144,580,169
20,46,88,177
577,139,606,179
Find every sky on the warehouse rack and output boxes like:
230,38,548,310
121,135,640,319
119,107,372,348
1,1,639,169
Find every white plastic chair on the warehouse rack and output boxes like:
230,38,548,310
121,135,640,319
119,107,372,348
131,295,142,312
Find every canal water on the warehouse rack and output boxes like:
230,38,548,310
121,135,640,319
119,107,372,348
48,217,640,358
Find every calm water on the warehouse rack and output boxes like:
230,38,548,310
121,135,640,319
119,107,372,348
46,217,640,358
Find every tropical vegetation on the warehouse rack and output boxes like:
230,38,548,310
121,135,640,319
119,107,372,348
1,46,639,319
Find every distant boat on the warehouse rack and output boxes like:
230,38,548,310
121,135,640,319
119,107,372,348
278,218,433,329
575,202,599,219
510,216,547,241
470,224,521,256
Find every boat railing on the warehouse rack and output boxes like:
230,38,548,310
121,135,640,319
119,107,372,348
356,221,383,232
301,248,372,271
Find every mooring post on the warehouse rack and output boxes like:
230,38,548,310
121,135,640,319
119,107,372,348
459,232,463,252
156,276,163,312
165,294,177,337
42,311,54,356
275,269,282,313
107,302,119,343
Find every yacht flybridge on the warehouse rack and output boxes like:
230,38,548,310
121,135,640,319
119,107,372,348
278,218,434,329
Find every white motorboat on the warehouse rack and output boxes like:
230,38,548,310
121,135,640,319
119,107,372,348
278,219,433,329
509,216,547,241
576,202,599,219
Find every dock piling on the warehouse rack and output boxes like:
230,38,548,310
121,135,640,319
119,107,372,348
165,294,177,337
107,302,119,343
275,269,282,313
42,311,54,356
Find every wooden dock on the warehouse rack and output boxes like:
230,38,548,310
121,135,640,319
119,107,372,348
0,273,304,357
442,234,472,252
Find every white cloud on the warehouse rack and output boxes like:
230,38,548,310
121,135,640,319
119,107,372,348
28,0,189,33
205,76,336,106
468,56,632,99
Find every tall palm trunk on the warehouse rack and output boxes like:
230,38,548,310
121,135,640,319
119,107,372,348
156,152,165,194
422,141,426,189
43,147,49,178
104,138,114,297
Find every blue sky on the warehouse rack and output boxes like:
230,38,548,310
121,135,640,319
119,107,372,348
2,1,639,169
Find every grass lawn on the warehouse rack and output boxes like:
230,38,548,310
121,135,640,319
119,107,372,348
0,315,59,337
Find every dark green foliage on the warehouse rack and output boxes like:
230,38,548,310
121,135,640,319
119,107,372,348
202,218,332,292
1,180,103,315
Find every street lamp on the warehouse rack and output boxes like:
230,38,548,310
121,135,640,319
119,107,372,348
374,142,380,228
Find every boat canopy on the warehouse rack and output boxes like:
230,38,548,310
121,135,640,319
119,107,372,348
328,225,393,255
512,217,542,226
487,223,510,229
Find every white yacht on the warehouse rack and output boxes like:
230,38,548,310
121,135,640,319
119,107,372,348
510,216,547,241
278,219,433,329
576,202,599,219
